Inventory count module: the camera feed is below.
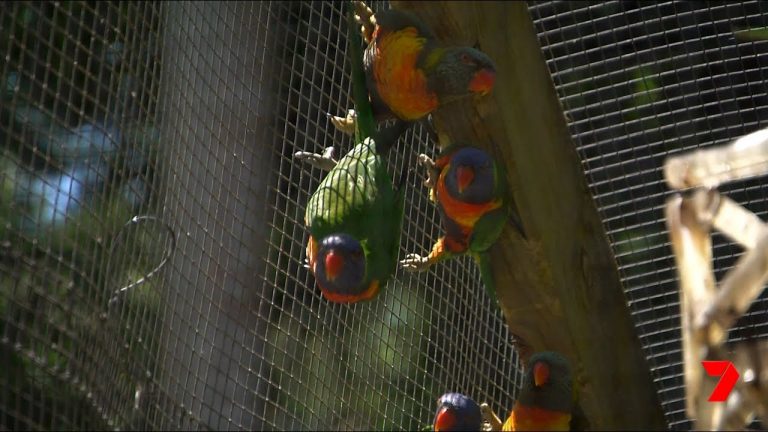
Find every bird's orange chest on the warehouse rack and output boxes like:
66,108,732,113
372,27,438,120
435,156,502,231
503,404,571,431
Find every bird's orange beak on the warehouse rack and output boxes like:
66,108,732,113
434,407,456,432
533,361,550,388
456,165,474,194
469,68,496,95
324,251,344,281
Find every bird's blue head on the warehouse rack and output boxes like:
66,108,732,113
518,351,573,413
314,233,368,302
430,46,497,101
433,392,482,432
444,147,496,204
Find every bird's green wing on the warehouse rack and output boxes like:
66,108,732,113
468,181,509,303
305,2,403,286
366,166,406,284
307,2,382,233
469,206,507,254
472,248,497,303
306,140,379,234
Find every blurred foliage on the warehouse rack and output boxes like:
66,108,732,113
0,1,163,429
264,279,435,430
612,227,666,280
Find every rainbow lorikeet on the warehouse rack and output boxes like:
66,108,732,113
294,2,404,303
400,144,524,302
502,352,573,431
330,1,497,143
432,392,483,432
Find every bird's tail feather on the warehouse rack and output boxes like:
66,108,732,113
474,251,497,304
347,1,375,141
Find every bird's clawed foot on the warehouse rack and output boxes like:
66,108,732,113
328,109,358,135
417,153,440,201
399,253,433,272
353,1,376,45
480,403,503,432
294,146,338,171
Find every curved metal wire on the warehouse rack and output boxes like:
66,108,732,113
104,215,176,309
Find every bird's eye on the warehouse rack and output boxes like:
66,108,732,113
460,53,475,65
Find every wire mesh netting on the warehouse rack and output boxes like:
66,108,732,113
530,1,768,430
1,1,768,431
1,1,519,429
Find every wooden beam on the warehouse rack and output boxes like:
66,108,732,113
390,1,668,429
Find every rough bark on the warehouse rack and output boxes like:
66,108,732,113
390,1,668,429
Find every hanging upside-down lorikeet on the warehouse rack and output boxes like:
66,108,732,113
330,1,497,143
400,144,524,302
297,138,405,303
432,392,483,432
294,2,404,303
502,352,574,431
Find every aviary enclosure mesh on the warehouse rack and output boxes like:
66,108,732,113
0,1,767,430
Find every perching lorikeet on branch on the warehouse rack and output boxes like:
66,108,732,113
294,2,404,303
502,352,574,431
433,392,483,432
400,144,523,302
330,1,497,144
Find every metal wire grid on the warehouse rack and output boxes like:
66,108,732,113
529,1,768,429
260,1,521,429
1,0,167,429
12,1,768,430
156,0,523,429
1,1,524,430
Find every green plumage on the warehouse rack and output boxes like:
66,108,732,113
347,3,375,143
305,137,404,289
303,2,404,301
468,162,510,302
402,141,528,304
447,143,524,302
437,144,515,303
473,252,497,302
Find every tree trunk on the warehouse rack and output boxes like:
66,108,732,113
159,2,279,429
390,1,668,429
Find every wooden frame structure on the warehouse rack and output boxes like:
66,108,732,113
665,127,768,430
